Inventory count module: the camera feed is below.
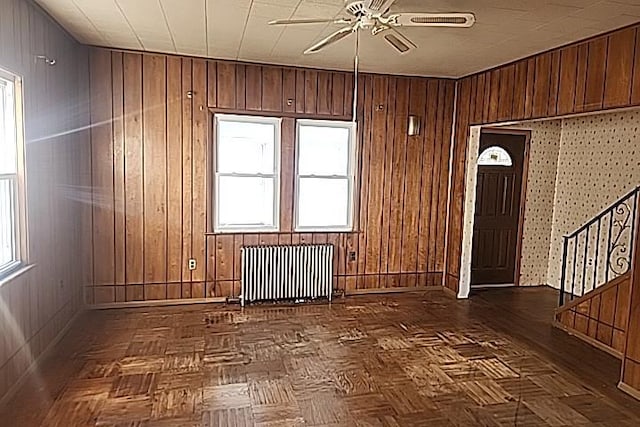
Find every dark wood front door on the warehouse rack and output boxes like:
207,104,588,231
471,131,527,286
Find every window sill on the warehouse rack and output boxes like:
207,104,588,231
0,263,36,288
294,228,354,233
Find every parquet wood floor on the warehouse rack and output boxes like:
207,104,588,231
2,288,640,426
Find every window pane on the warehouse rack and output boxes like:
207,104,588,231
218,176,275,228
0,178,16,269
0,81,17,174
298,178,349,228
298,124,350,176
478,146,512,167
217,120,275,174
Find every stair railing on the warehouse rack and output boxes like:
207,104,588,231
559,186,640,306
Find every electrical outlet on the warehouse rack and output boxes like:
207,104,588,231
188,259,197,270
349,251,356,262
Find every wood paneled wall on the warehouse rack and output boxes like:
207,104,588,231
86,48,456,304
445,23,640,294
555,273,631,357
0,0,90,403
621,211,640,398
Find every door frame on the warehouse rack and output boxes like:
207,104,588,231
458,126,531,297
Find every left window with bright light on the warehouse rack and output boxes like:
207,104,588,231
214,114,281,233
0,70,25,278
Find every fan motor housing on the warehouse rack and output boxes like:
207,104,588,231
345,1,367,17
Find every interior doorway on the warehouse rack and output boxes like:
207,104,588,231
471,129,530,287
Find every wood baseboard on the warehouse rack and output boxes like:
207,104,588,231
618,381,640,401
552,320,623,359
441,286,458,299
90,297,228,310
0,298,84,409
345,286,446,296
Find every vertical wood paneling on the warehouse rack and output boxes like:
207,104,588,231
90,49,115,286
207,60,217,108
112,52,126,287
282,68,296,114
88,50,455,301
387,78,409,279
497,65,514,121
632,29,640,105
316,71,332,115
142,55,167,285
604,28,636,108
400,79,426,286
166,57,183,284
574,43,589,112
487,70,500,123
235,64,246,110
418,80,438,275
548,51,561,116
429,81,447,276
191,59,207,286
380,77,397,280
364,76,388,288
261,66,282,112
512,62,527,119
216,62,236,109
0,0,89,403
304,70,318,115
557,46,578,115
584,37,608,110
280,118,295,232
532,53,551,118
331,73,345,116
245,64,262,111
123,53,144,285
524,58,536,119
181,59,193,284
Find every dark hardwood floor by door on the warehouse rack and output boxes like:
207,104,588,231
1,288,639,426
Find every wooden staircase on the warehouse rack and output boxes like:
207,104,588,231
555,272,631,358
555,186,639,358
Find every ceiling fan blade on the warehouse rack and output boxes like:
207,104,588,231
363,0,397,14
304,26,355,54
269,18,352,26
382,28,417,54
390,13,476,28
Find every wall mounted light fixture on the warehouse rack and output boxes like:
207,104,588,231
36,55,56,66
408,115,421,136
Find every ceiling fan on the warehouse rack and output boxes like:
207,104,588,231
268,0,476,55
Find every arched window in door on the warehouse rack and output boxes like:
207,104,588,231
478,146,512,166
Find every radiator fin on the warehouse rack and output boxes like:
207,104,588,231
241,244,334,306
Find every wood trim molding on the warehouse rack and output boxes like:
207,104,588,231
618,381,640,401
90,297,228,310
552,320,624,360
345,286,448,296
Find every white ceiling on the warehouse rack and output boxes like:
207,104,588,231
36,0,640,78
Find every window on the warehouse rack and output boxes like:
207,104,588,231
295,119,356,231
478,146,513,167
214,114,280,232
0,70,25,277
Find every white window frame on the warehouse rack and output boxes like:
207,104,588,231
0,68,27,280
213,114,281,233
294,119,357,232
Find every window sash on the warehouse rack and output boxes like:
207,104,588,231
0,174,19,275
294,119,356,232
214,114,281,233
